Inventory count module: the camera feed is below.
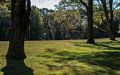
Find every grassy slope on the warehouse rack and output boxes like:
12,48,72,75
0,38,120,75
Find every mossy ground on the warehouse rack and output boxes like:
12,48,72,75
0,38,120,75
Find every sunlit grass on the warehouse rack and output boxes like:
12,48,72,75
0,38,120,75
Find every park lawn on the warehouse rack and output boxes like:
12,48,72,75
0,38,120,75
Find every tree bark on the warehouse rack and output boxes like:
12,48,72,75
87,0,95,44
6,0,31,59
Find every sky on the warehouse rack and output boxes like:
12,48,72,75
31,0,61,9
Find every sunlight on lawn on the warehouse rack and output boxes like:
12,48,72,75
0,38,120,75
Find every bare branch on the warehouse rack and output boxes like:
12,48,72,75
79,0,88,9
113,3,120,11
93,19,109,34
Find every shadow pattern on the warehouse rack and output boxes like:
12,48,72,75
1,59,34,75
53,51,120,75
73,41,120,50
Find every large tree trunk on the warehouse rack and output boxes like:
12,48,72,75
87,0,95,44
109,15,115,41
109,0,115,40
6,0,31,59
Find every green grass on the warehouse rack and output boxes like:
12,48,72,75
0,38,120,75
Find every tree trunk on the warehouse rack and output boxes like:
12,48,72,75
110,33,115,40
87,0,95,44
6,0,31,59
109,0,115,40
101,0,115,41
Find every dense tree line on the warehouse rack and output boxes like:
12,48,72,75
0,2,10,40
0,4,120,41
0,0,119,59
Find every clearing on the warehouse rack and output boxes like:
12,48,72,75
0,38,120,75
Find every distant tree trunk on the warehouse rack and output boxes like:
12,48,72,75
87,0,95,44
101,0,115,40
6,0,31,59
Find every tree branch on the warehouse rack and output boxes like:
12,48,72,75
93,20,109,34
113,3,120,11
79,0,88,9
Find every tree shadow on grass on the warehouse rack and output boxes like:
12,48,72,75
95,43,120,50
72,41,120,50
1,59,34,75
54,51,120,75
80,51,120,70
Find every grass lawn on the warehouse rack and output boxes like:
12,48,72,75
0,38,120,75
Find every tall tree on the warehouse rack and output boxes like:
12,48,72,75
6,0,31,59
79,0,95,44
59,0,95,44
99,0,120,40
